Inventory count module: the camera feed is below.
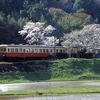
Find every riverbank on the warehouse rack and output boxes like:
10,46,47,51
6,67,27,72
1,88,100,96
0,58,100,83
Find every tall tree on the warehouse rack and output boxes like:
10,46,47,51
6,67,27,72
62,24,100,49
72,0,93,13
19,22,59,46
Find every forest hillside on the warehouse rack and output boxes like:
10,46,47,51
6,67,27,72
0,0,100,44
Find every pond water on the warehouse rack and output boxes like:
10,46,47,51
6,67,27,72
0,94,100,100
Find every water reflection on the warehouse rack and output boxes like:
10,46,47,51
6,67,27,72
0,94,100,100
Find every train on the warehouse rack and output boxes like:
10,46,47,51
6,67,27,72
0,44,99,60
0,44,67,59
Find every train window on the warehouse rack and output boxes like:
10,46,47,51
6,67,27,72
26,49,29,53
11,48,14,52
15,48,18,52
23,49,26,53
50,49,52,53
25,49,30,53
0,48,6,52
36,49,38,53
0,49,2,52
43,49,45,53
29,49,32,53
60,49,63,53
30,49,32,53
56,49,58,53
20,48,22,52
40,49,42,53
32,49,34,53
4,48,6,52
0,48,2,52
25,49,28,53
8,48,10,52
0,48,3,52
35,49,38,53
46,49,49,53
28,49,30,52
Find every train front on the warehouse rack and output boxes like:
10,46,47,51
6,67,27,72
0,45,8,59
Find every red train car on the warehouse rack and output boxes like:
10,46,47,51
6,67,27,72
0,44,66,58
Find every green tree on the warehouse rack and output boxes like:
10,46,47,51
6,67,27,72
20,3,50,23
18,17,29,28
0,12,6,24
72,0,93,13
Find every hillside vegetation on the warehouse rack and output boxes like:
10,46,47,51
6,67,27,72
0,58,100,83
0,0,99,44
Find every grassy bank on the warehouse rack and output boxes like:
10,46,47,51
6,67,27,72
1,88,100,96
0,58,100,83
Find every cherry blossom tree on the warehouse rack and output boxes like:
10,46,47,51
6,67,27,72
62,24,100,49
19,22,59,46
42,36,59,46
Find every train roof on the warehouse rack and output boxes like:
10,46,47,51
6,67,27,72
0,44,65,48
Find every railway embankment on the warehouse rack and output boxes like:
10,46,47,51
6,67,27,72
0,58,100,83
0,60,50,72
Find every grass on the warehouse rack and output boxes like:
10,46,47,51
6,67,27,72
0,58,100,83
1,88,100,96
50,58,100,80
